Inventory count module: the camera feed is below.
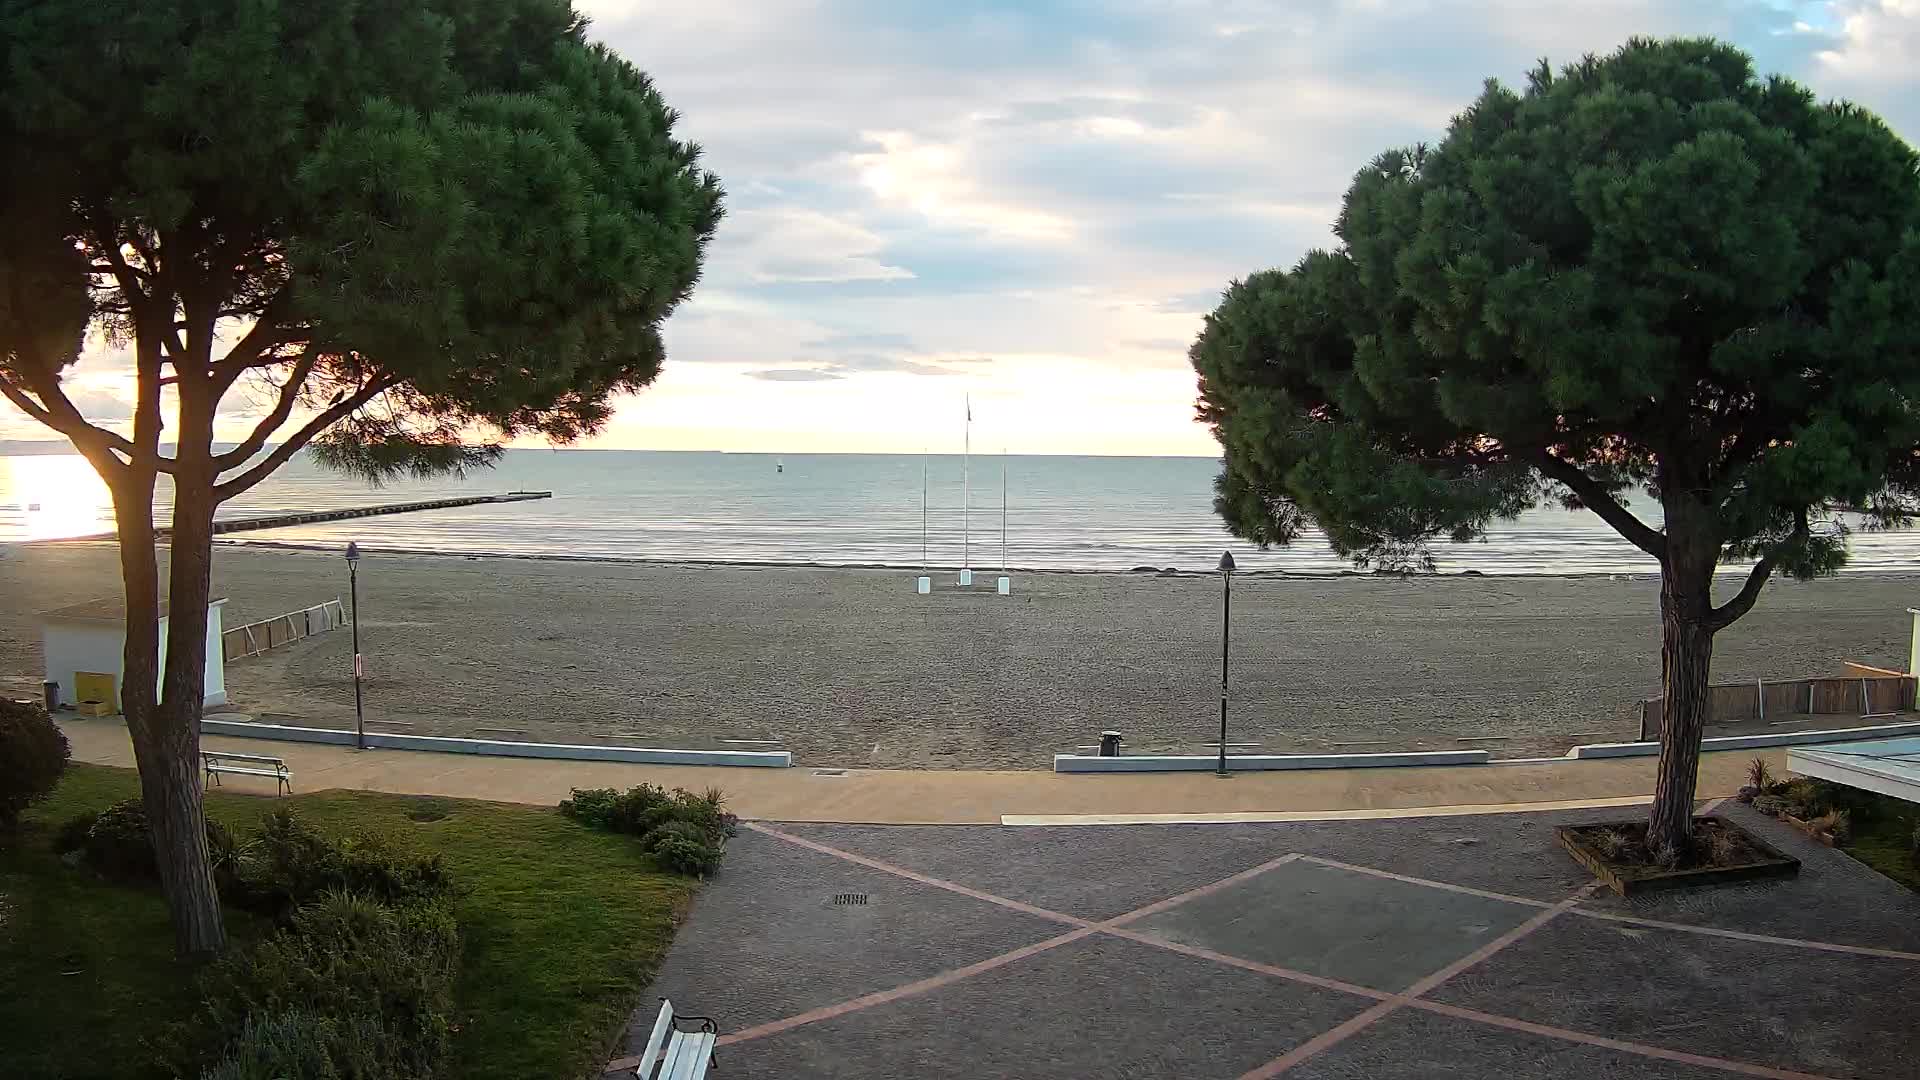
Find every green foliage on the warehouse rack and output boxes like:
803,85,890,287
242,808,454,917
1192,37,1920,586
559,785,735,875
1746,757,1774,792
200,1011,359,1080
187,892,459,1079
0,698,68,827
4,764,697,1080
0,0,724,468
70,799,240,888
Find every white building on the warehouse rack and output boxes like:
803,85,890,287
39,597,228,711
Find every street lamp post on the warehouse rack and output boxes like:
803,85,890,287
345,541,365,750
1217,550,1235,777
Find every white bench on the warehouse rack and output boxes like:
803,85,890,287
634,999,717,1080
201,749,292,796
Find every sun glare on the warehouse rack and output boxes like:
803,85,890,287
0,453,114,541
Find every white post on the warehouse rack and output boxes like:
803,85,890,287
959,394,972,586
997,450,1010,595
916,452,931,595
1908,607,1919,676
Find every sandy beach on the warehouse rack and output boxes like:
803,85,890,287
2,542,1914,768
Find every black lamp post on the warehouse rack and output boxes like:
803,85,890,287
345,541,365,750
1217,549,1235,777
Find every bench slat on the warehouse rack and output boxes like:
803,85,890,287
207,766,285,778
202,751,288,766
634,1001,675,1078
660,1031,715,1080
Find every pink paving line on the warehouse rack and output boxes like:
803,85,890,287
1568,909,1920,962
718,925,1099,1046
1100,926,1393,1002
743,822,1090,928
1236,886,1598,1079
718,836,1312,1048
1408,1000,1838,1080
1293,855,1554,909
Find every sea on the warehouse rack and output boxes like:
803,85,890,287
3,448,1918,575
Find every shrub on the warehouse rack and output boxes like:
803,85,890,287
72,799,240,888
1705,824,1743,867
1745,757,1773,792
1587,828,1630,860
53,809,100,854
1752,794,1791,817
200,1011,348,1080
241,808,453,916
1810,808,1851,843
0,698,70,828
189,891,459,1080
559,785,735,876
1779,777,1828,817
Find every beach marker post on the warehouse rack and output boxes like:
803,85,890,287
997,450,1012,595
917,452,931,594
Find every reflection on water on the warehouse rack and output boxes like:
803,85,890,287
3,449,1917,575
0,454,115,541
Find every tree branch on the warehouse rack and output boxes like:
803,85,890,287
1708,510,1808,630
213,373,396,501
211,352,319,469
0,372,149,475
1534,452,1667,558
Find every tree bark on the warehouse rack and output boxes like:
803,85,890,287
1647,501,1720,856
143,331,228,955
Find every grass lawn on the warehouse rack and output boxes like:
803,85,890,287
1830,785,1920,892
0,763,698,1080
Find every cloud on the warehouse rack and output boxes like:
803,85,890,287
715,207,914,284
746,368,846,382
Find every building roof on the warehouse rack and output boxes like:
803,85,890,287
1788,736,1920,806
38,596,228,624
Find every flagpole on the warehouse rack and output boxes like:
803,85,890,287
921,451,929,572
1001,449,1008,572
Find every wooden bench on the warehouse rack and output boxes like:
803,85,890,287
633,999,717,1080
201,749,292,796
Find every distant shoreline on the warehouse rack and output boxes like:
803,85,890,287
21,533,1902,582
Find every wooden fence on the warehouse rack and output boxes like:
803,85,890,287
222,600,346,661
1639,667,1915,740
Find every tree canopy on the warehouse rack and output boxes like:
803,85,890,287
1195,38,1920,596
1,0,723,483
1191,37,1920,853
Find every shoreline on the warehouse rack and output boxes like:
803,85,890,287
21,534,1920,583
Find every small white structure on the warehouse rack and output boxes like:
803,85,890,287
40,597,229,711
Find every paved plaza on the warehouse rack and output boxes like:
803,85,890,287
621,803,1920,1079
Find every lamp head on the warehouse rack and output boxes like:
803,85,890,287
1217,550,1236,574
345,541,361,563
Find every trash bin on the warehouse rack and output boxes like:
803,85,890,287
1099,731,1122,757
42,680,59,713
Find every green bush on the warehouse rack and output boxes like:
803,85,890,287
53,809,100,854
200,1011,356,1080
190,892,459,1080
242,808,454,917
559,785,736,876
70,799,240,888
0,698,70,828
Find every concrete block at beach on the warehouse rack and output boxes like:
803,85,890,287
1052,749,1491,773
199,718,793,767
916,576,931,594
1569,719,1920,759
959,568,974,586
996,576,1011,595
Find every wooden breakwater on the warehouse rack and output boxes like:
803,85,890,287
224,600,347,660
51,492,552,542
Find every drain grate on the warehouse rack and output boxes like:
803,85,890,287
832,893,869,906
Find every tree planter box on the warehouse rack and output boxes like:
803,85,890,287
1557,818,1801,896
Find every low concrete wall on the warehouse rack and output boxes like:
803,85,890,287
1571,720,1920,760
199,718,792,767
1053,749,1492,773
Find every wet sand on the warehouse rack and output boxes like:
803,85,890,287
1,543,1912,768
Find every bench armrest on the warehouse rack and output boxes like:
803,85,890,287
670,1015,719,1035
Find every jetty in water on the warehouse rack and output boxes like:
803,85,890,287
52,492,553,542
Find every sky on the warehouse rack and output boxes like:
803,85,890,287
7,0,1920,456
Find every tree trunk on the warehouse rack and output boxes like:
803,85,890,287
1647,503,1720,857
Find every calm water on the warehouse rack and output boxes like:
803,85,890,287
3,449,1917,575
